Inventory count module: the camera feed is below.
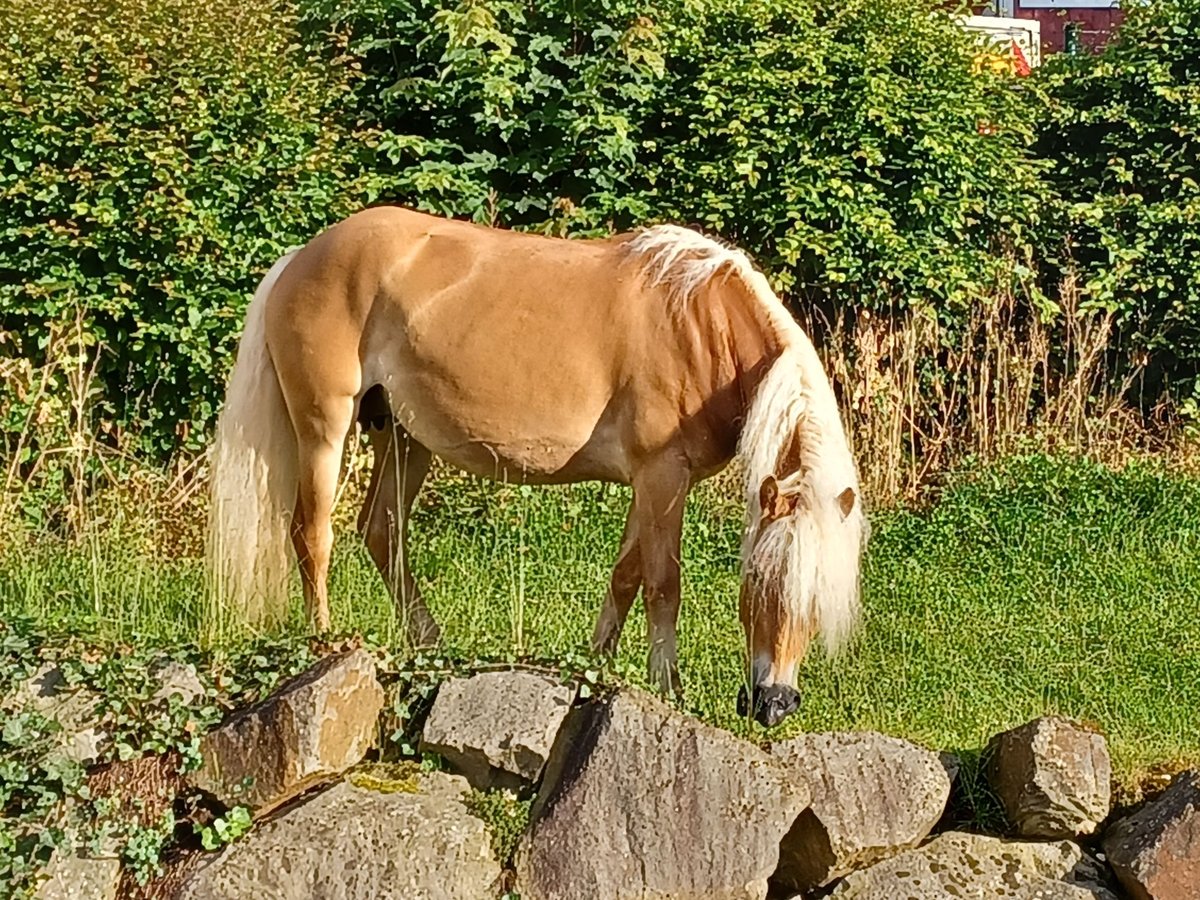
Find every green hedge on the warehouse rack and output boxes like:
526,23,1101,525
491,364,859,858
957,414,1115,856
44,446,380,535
302,0,1048,307
297,0,669,230
0,0,379,454
641,0,1050,305
1,0,1196,457
1037,0,1200,401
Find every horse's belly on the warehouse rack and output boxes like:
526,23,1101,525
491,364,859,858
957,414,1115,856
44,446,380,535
373,366,629,484
434,433,625,485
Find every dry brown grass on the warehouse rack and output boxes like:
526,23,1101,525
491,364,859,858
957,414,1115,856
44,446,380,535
803,278,1187,505
0,314,206,553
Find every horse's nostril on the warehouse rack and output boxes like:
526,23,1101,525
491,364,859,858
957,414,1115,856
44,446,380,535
738,683,801,727
760,686,800,727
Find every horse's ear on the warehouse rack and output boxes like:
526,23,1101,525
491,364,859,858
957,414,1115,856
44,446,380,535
759,476,782,519
760,476,801,521
836,487,857,519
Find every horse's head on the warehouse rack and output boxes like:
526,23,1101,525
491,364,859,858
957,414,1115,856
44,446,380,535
737,473,860,727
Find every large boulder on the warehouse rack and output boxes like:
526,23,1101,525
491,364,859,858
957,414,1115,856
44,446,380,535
179,773,500,899
421,670,575,790
768,731,951,892
187,650,384,814
986,716,1112,838
1102,769,1200,899
515,688,810,900
827,831,1118,899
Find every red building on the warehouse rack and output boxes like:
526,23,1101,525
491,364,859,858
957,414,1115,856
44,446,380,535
988,0,1125,53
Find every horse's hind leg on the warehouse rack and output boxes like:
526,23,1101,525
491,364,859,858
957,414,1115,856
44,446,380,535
289,396,355,633
591,505,641,656
359,418,439,647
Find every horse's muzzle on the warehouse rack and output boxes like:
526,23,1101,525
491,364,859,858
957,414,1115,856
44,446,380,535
737,683,801,727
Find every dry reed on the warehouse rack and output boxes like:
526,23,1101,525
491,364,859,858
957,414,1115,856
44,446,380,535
803,277,1174,505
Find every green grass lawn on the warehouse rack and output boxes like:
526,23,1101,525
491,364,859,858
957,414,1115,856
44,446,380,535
2,455,1198,787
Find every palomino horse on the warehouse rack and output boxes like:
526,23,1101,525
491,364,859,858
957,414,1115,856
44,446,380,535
207,206,865,726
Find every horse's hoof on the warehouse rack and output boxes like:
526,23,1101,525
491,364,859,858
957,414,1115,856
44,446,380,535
737,684,751,717
650,672,684,703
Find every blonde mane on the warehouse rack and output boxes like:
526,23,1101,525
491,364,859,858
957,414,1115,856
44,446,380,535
626,224,753,312
628,224,865,653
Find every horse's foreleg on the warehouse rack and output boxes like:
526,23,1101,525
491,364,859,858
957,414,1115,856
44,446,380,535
359,421,439,648
632,454,689,697
590,505,641,657
291,398,355,633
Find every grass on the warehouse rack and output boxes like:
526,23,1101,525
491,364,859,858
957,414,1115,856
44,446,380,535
1,454,1198,788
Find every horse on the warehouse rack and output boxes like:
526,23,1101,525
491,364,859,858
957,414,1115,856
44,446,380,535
206,205,866,727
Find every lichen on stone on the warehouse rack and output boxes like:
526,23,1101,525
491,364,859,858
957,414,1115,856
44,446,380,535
347,762,421,794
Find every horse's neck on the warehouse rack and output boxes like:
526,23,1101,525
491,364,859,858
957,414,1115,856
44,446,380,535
721,278,790,423
674,272,789,468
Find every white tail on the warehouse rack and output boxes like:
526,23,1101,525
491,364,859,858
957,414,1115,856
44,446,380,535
205,252,299,636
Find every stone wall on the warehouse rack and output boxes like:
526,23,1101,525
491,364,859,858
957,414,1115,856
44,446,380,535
14,653,1197,899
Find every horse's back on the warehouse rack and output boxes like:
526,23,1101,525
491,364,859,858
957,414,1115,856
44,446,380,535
266,207,661,482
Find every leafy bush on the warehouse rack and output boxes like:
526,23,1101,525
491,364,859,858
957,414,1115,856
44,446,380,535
4,0,1193,458
1037,0,1200,402
644,0,1050,306
298,0,666,232
303,0,1049,307
0,0,379,454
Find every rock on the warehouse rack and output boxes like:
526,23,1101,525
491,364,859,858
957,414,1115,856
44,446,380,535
940,750,962,786
187,650,383,814
421,670,575,790
828,831,1119,899
768,731,951,891
35,852,120,900
84,752,190,858
986,716,1112,838
179,773,500,900
515,688,810,900
52,726,105,767
151,660,205,706
4,663,106,766
1102,769,1200,899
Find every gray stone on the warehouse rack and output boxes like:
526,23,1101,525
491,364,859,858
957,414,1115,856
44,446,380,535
35,852,120,900
5,663,70,709
515,688,810,900
51,726,104,767
1102,769,1200,899
421,670,575,790
4,663,106,766
941,750,962,786
769,731,951,891
151,660,206,706
187,649,384,814
987,716,1112,838
829,831,1119,899
179,774,500,900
